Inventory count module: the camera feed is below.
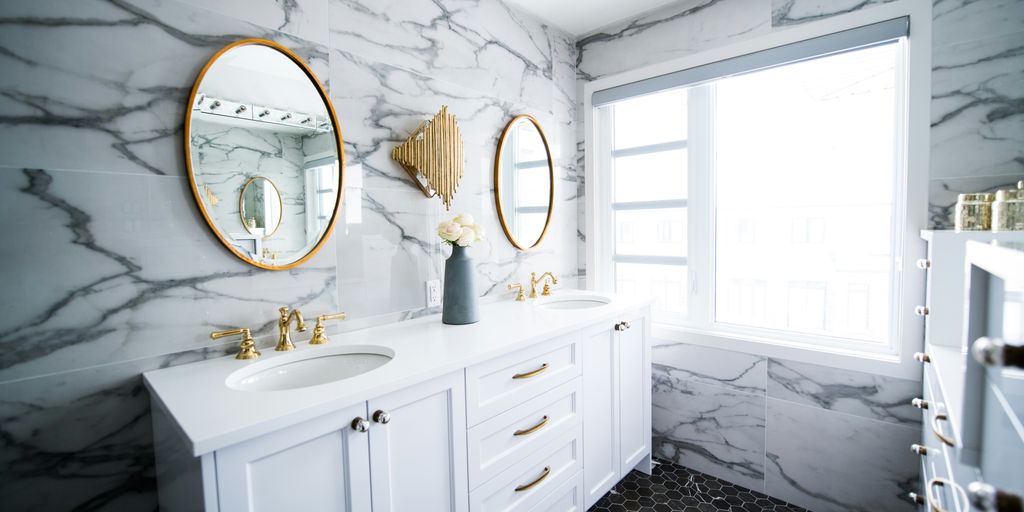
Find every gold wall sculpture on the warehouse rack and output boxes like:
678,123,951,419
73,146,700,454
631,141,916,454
391,105,465,210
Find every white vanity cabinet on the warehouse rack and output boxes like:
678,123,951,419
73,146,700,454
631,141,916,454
154,372,467,512
581,313,652,508
146,297,652,512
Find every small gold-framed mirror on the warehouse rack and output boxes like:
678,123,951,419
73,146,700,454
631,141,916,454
494,115,554,251
239,176,283,238
184,39,344,270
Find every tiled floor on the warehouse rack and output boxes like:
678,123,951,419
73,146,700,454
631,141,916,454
588,461,808,512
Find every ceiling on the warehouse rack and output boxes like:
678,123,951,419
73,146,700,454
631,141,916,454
505,0,682,36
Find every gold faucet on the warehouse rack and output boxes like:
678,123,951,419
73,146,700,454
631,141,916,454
508,283,526,301
530,272,558,299
276,306,307,351
309,312,347,345
211,327,260,360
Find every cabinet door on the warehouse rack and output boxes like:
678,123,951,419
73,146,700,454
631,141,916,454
581,323,619,508
215,403,372,512
367,371,468,512
617,314,650,473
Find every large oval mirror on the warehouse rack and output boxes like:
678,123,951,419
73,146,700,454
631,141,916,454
494,115,554,251
185,39,343,269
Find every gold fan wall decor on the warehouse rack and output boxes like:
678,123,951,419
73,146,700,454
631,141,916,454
391,105,465,210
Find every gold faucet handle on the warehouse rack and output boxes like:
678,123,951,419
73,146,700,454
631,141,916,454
211,327,260,360
508,283,526,302
310,312,347,345
541,272,558,296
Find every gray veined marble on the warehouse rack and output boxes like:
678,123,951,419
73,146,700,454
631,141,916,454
933,0,1024,48
765,398,919,512
930,31,1024,183
653,366,767,492
653,341,767,395
0,0,330,177
575,0,770,81
174,0,330,45
767,358,921,426
770,0,897,27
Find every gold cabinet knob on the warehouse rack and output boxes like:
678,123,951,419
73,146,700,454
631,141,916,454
908,492,925,505
351,417,370,432
916,258,932,270
915,305,930,316
211,327,260,360
912,398,929,410
310,312,347,345
914,352,931,364
372,410,391,424
911,444,928,456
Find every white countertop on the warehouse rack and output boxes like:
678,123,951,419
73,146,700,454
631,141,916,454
144,292,651,456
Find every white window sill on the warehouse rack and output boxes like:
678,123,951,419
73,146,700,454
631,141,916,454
652,322,923,380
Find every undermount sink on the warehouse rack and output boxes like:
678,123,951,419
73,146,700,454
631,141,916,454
226,345,394,392
534,294,612,310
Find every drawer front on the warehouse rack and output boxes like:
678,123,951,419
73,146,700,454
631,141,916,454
470,425,582,512
922,370,961,512
468,379,582,489
466,333,581,426
528,472,584,512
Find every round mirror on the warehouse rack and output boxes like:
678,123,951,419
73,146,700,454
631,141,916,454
494,115,554,251
185,39,343,269
239,176,283,238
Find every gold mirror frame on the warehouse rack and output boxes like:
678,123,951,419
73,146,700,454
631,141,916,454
493,114,555,251
183,38,345,270
239,176,283,238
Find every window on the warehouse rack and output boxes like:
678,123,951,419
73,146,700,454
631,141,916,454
591,18,911,357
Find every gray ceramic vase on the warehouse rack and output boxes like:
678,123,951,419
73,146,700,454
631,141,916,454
442,244,479,325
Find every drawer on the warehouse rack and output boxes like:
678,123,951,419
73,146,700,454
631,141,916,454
466,333,581,426
529,471,584,512
468,379,582,489
470,425,582,512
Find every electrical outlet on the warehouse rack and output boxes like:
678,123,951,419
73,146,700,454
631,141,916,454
426,279,441,307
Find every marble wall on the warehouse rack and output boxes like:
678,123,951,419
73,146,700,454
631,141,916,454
0,0,577,509
572,0,1022,509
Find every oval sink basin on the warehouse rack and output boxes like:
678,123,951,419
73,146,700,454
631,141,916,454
535,294,611,310
227,345,394,392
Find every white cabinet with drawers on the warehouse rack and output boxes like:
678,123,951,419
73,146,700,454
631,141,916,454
147,296,652,512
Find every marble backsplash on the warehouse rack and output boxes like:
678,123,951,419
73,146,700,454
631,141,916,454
0,0,577,509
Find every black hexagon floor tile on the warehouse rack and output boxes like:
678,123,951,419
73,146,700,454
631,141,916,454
588,461,807,512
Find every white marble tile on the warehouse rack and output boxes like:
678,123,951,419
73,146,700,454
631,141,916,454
174,0,330,45
928,174,1024,229
767,358,920,426
653,368,767,491
771,0,897,27
0,0,330,177
327,0,560,111
0,167,339,383
575,0,771,81
933,0,1024,48
765,398,919,512
931,31,1024,182
653,341,768,394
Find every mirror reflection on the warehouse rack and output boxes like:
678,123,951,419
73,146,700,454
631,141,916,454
240,176,282,237
186,40,342,269
494,115,554,251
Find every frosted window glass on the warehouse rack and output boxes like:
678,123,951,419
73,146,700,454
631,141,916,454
613,88,687,149
613,149,687,203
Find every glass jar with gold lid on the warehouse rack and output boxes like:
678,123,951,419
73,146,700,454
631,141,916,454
992,180,1024,232
955,192,995,231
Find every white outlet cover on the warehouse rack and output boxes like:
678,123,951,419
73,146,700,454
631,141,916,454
425,279,441,307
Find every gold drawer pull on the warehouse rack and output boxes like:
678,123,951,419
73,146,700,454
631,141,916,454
931,413,955,447
927,477,968,512
514,466,550,492
513,363,548,380
514,416,549,436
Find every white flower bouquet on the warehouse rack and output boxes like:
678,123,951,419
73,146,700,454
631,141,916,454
437,213,485,247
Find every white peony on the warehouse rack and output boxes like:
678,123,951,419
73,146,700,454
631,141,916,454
453,213,475,226
471,224,485,242
437,221,462,242
455,226,476,247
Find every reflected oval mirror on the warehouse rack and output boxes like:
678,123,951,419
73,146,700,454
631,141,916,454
185,39,343,269
494,115,554,251
240,176,283,237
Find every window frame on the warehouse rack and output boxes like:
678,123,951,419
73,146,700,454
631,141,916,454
583,1,930,380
